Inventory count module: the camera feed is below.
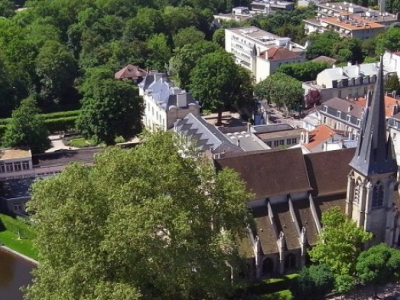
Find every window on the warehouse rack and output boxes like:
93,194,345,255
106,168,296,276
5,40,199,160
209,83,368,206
274,140,279,147
0,164,4,173
287,138,292,145
291,138,297,144
394,133,397,141
337,111,341,118
6,163,13,172
354,179,361,203
152,107,154,116
14,163,21,172
372,182,384,208
279,140,284,146
13,203,22,212
323,105,328,112
22,161,29,170
323,116,327,123
266,141,272,147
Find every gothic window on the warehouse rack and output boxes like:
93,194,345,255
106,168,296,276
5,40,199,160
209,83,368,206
372,181,384,208
354,179,361,203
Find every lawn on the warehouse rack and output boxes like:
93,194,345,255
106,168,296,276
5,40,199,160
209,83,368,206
260,289,293,300
66,137,97,148
0,214,38,261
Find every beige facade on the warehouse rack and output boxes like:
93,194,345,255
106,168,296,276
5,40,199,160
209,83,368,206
0,149,33,181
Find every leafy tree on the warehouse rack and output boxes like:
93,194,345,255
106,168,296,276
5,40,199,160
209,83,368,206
333,38,363,64
375,27,400,55
212,27,225,47
308,207,372,293
35,40,78,105
146,33,171,71
161,6,199,35
276,61,329,82
123,8,164,41
385,73,400,95
0,0,15,18
304,89,321,109
305,32,341,60
169,40,220,89
3,98,51,154
25,131,251,300
291,265,334,300
189,51,254,125
76,77,144,145
173,26,205,49
254,73,303,110
356,243,400,297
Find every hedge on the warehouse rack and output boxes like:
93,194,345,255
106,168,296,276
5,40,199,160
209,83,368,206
0,214,36,240
41,110,80,120
44,116,77,133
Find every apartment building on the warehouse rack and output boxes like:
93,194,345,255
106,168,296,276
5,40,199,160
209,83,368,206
225,26,306,82
139,71,200,131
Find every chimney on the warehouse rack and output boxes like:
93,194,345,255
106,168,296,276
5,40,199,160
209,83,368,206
237,139,241,147
348,105,353,112
347,61,352,66
333,64,336,68
176,93,187,108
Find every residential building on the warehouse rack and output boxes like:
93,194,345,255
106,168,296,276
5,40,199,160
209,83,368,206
303,124,350,152
114,64,147,83
215,61,400,278
252,124,305,149
302,109,321,131
250,0,295,12
303,62,396,101
311,55,337,66
0,149,33,181
225,26,306,82
139,71,200,131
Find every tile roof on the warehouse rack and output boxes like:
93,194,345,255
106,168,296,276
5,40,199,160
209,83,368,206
292,199,319,245
0,177,35,200
312,56,337,65
252,205,278,254
313,194,347,220
272,202,299,250
114,64,147,79
260,47,302,61
0,149,31,160
255,128,305,140
351,95,400,117
322,16,385,30
304,125,337,150
214,148,311,199
304,148,355,197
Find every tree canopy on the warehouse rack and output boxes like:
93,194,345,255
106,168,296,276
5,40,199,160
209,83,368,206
308,207,372,293
385,73,400,95
254,73,303,110
276,61,329,82
25,131,252,300
2,98,51,153
76,74,144,145
189,51,254,124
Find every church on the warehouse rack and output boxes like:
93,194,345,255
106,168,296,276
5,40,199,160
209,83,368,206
213,60,400,279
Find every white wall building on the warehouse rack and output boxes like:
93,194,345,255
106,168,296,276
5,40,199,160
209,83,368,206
139,72,200,131
225,26,306,82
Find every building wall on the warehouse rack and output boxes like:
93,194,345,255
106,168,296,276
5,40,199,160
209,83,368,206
0,157,33,181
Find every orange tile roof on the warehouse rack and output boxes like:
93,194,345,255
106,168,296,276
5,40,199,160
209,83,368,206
352,95,399,117
260,47,302,61
322,16,384,31
304,125,336,150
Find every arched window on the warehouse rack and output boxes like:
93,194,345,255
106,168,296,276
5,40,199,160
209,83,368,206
284,253,296,271
372,181,384,208
262,258,274,276
354,179,361,204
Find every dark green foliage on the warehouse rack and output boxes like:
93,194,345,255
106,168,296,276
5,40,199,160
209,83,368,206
276,61,329,81
76,78,144,145
385,73,400,95
173,26,205,49
3,98,51,153
305,32,342,60
189,51,254,125
356,243,400,297
44,117,77,133
291,265,334,300
376,27,400,55
212,28,225,47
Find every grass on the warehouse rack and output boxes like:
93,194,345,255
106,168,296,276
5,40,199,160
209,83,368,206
66,137,97,148
259,289,293,300
0,214,38,261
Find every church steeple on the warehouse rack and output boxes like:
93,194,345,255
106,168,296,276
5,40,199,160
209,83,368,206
349,59,397,176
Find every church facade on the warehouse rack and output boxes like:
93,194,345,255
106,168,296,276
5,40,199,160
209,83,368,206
213,61,400,279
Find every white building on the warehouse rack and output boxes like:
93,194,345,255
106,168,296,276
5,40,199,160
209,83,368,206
225,26,306,82
139,72,200,131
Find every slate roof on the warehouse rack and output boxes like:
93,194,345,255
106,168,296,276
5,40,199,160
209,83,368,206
313,194,347,220
174,113,242,153
0,178,35,200
304,148,355,197
350,61,398,176
252,124,294,133
114,64,147,79
292,199,319,245
214,148,311,199
273,202,299,250
312,56,337,66
252,205,278,254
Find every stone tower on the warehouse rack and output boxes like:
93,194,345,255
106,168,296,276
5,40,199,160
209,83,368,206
346,60,398,246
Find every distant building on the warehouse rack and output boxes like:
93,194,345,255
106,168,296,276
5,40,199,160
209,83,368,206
225,26,306,82
252,124,305,149
114,64,147,83
139,71,200,131
250,0,295,13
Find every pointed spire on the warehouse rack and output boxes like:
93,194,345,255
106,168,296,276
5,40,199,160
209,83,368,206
350,58,398,176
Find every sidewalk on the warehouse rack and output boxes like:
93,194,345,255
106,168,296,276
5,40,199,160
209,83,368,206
327,283,400,300
45,134,78,153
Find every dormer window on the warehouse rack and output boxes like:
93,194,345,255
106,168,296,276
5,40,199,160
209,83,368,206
323,105,328,112
337,111,341,118
347,115,351,122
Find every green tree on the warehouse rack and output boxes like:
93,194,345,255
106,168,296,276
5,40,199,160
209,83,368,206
76,78,144,145
291,265,334,300
305,32,341,60
356,243,400,297
189,51,254,125
3,98,51,154
169,40,220,89
333,38,363,64
276,61,329,82
254,73,303,110
35,40,78,105
123,8,164,41
375,27,400,55
173,26,205,49
212,28,225,47
146,33,171,71
385,73,400,95
0,0,15,17
308,207,372,293
25,131,252,300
